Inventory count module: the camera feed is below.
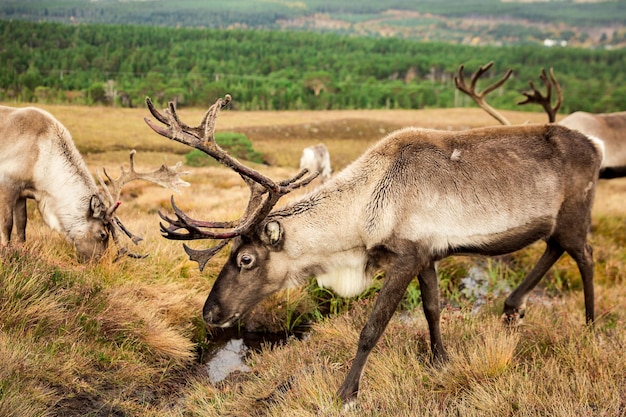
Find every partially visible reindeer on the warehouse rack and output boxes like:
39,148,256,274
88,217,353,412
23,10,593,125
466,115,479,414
559,111,626,179
0,105,189,262
456,61,625,179
299,143,332,183
146,95,603,405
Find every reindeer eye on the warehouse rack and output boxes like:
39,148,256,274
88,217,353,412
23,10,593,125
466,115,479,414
99,231,109,241
238,253,255,269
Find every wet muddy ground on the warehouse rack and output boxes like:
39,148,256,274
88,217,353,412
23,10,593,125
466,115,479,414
203,326,307,383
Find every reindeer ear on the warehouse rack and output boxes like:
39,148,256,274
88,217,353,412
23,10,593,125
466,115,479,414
261,221,283,246
89,195,106,219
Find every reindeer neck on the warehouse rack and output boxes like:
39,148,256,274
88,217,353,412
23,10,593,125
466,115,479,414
271,168,372,252
31,124,98,236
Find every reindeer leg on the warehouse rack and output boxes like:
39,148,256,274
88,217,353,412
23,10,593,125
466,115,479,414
0,190,16,245
418,261,447,362
571,243,594,324
502,238,564,324
337,246,426,406
557,240,595,323
14,196,27,242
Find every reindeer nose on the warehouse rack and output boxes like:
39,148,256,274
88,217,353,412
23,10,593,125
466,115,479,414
203,301,221,326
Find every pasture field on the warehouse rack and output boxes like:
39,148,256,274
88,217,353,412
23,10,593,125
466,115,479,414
0,103,624,416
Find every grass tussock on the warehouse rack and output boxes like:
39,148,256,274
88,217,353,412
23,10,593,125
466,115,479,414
0,105,625,415
431,318,520,395
0,244,202,416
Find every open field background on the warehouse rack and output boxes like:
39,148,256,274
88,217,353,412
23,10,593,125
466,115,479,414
0,103,625,416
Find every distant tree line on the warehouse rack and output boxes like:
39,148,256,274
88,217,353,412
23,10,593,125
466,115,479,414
1,20,625,113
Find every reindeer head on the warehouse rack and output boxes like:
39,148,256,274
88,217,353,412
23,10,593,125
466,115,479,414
145,95,317,326
72,194,111,262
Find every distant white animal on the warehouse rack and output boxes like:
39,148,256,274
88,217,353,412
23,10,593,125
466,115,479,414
299,143,331,183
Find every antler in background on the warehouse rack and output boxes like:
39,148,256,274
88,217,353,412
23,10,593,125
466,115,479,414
454,61,514,126
97,149,190,260
518,68,563,123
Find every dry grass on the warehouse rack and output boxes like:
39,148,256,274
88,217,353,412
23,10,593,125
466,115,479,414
0,103,624,416
178,298,626,417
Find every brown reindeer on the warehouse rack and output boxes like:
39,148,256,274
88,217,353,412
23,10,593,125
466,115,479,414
146,95,603,406
0,105,189,261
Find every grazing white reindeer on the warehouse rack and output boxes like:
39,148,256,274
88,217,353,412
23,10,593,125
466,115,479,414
0,105,188,261
147,95,603,405
299,143,332,183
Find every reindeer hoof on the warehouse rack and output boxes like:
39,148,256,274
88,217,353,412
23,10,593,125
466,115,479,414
501,309,525,326
337,385,359,410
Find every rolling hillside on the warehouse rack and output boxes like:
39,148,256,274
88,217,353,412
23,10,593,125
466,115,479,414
1,0,624,48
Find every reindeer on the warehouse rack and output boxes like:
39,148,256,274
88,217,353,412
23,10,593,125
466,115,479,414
299,143,332,183
146,95,603,405
0,105,189,262
559,111,626,179
456,61,625,179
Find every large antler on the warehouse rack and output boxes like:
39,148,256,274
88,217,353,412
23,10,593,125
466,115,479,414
96,150,190,260
518,68,563,123
454,61,513,125
145,94,318,271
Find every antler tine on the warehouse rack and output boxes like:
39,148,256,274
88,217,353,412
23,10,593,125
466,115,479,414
146,96,170,125
159,196,237,230
184,241,231,272
158,196,240,240
111,216,143,245
518,68,563,123
201,94,232,142
454,61,513,125
145,97,203,136
107,221,148,262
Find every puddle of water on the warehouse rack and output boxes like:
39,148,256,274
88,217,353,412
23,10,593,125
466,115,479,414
206,338,251,383
203,326,307,384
